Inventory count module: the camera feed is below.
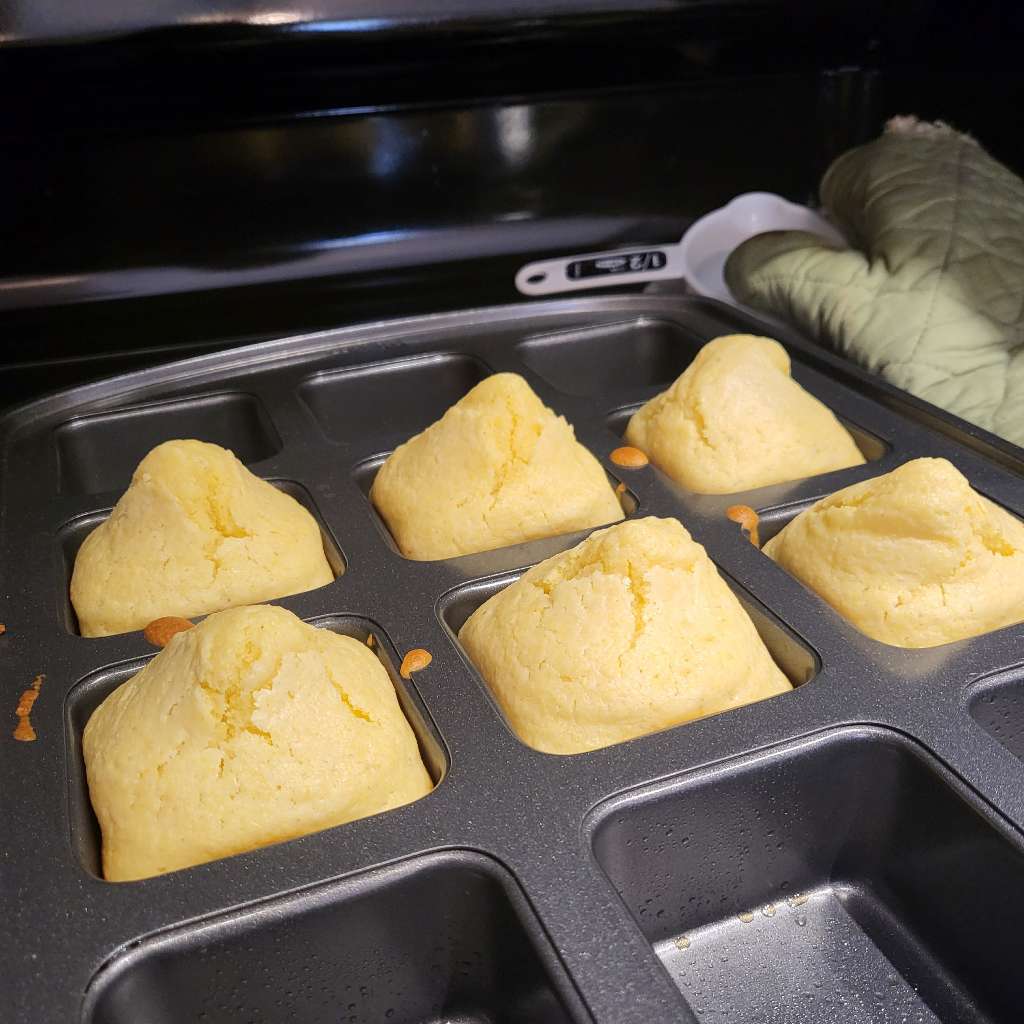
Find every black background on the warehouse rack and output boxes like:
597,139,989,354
3,0,1022,411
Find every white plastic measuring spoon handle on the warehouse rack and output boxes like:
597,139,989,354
515,244,685,296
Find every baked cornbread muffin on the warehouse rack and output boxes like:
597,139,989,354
459,517,790,754
371,373,623,560
84,605,432,881
71,440,333,636
764,458,1024,647
624,334,864,493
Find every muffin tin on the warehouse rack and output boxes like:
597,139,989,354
3,295,1024,1024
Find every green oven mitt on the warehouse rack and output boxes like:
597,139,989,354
724,117,1024,447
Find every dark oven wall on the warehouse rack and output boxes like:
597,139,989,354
3,0,1022,412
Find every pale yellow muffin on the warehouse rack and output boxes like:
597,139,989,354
370,373,623,560
83,605,432,881
764,458,1024,647
624,334,865,493
459,517,790,754
71,440,333,637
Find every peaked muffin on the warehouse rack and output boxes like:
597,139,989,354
71,440,332,636
625,334,864,493
459,516,790,754
764,458,1024,647
371,373,623,560
84,605,432,880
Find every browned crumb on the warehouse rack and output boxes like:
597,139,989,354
726,505,761,549
365,633,376,648
13,674,44,742
610,446,649,468
615,482,627,496
400,648,433,679
0,623,6,635
144,616,195,648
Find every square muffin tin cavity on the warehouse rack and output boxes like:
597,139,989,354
3,296,1024,1024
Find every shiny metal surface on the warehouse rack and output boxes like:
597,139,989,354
1,295,1023,1023
0,0,862,46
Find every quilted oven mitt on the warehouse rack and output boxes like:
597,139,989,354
725,117,1024,447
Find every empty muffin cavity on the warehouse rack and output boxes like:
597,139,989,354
590,726,1024,1024
83,852,584,1023
517,318,704,397
55,393,281,497
299,353,491,443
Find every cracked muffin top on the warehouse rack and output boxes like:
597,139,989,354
70,439,333,636
83,604,431,880
625,334,864,494
458,516,790,754
370,372,623,560
764,457,1024,647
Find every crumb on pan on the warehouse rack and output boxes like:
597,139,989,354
726,504,760,549
144,616,195,647
610,446,649,468
400,648,433,679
